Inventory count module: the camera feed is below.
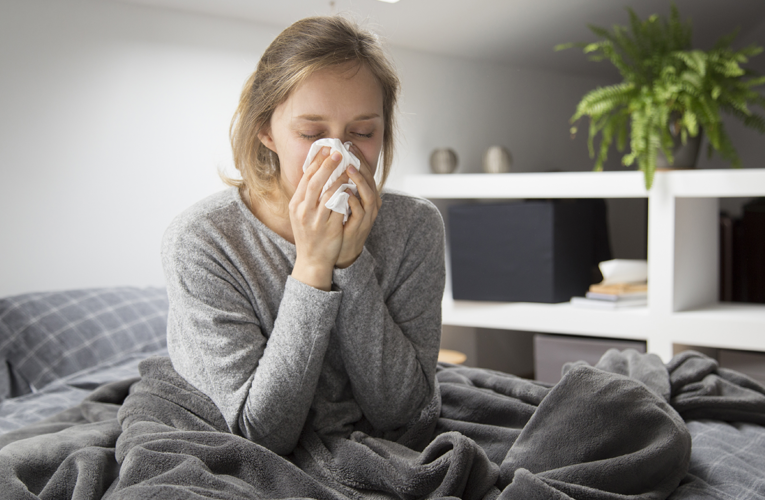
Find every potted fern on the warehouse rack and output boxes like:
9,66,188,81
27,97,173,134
557,5,765,189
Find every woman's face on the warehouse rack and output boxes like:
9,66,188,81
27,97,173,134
259,63,385,199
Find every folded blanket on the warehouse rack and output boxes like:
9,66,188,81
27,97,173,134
2,349,765,500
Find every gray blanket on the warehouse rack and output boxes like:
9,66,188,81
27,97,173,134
1,349,764,499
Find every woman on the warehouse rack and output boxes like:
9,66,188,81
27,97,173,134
161,16,445,456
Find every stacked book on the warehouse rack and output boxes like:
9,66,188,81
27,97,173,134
570,259,648,309
571,282,647,309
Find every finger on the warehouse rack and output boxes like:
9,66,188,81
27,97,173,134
306,146,331,175
327,206,346,228
294,146,331,203
306,150,343,207
344,190,365,228
347,165,380,214
321,172,352,205
349,145,377,192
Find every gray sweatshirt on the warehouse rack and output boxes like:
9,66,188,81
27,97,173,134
162,187,445,455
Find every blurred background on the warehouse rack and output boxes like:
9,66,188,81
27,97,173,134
2,2,764,369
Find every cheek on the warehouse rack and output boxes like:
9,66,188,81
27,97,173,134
356,140,383,173
276,140,312,188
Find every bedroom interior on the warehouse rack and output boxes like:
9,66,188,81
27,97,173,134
2,0,764,376
2,0,765,497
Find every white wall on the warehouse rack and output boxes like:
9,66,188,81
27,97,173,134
1,0,279,296
8,0,746,297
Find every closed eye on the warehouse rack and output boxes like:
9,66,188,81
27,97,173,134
299,132,323,140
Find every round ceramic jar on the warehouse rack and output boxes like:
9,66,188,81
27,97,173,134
430,148,459,174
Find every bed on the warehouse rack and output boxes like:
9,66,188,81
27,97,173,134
1,286,765,499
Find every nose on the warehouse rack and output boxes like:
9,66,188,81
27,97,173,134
334,131,352,144
323,126,350,145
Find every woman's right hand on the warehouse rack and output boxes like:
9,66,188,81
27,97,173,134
289,147,346,291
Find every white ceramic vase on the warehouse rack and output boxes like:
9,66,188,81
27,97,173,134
482,146,513,173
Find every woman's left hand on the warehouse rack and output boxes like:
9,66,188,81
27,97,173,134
335,145,382,269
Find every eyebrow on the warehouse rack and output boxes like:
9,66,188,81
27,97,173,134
294,113,381,122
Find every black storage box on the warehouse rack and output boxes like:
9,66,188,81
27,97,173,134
448,199,611,303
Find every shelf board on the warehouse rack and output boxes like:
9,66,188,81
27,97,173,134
405,171,647,199
441,297,651,341
658,169,765,197
404,168,765,199
442,298,765,353
669,303,765,352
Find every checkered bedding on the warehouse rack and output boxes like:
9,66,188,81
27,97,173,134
669,420,765,499
0,346,167,434
0,286,168,401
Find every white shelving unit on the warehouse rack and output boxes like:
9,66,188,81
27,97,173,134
404,169,765,362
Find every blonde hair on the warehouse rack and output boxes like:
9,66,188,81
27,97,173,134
226,16,400,201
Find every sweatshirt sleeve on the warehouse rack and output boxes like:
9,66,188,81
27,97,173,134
162,217,341,456
330,197,446,431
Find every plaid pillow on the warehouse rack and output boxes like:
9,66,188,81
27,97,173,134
0,287,168,395
0,360,32,400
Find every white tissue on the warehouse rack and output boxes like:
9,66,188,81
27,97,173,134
301,138,360,223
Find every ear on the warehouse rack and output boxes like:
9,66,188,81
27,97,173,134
258,126,277,153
